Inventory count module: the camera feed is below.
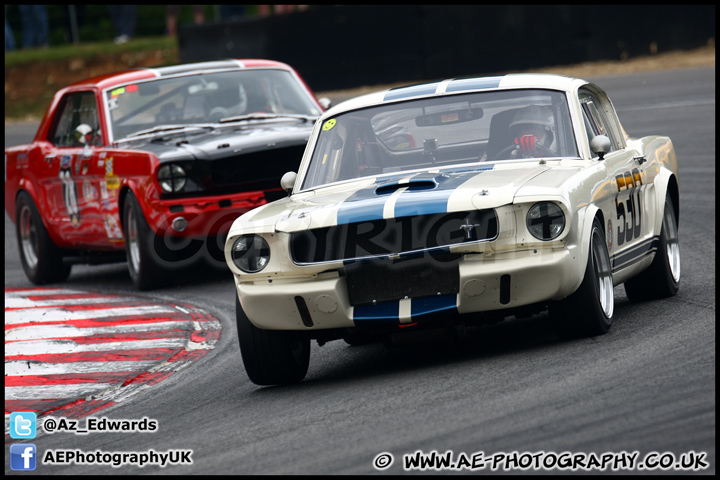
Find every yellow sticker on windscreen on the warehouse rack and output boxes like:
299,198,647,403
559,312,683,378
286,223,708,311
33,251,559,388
322,119,336,131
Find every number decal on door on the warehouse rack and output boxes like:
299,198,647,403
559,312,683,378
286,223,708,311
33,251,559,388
615,168,643,246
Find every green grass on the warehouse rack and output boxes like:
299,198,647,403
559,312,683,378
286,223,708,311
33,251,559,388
4,36,177,68
5,36,179,121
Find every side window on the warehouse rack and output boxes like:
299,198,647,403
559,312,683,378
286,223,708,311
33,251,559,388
581,108,596,146
50,92,101,147
579,89,625,152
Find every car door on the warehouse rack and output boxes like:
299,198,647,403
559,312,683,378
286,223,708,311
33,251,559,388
579,89,650,272
45,90,107,244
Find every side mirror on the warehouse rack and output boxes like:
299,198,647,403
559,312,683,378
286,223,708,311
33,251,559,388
318,97,332,110
280,171,297,196
590,135,611,161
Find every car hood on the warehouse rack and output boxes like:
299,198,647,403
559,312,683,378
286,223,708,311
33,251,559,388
236,161,582,234
119,123,315,162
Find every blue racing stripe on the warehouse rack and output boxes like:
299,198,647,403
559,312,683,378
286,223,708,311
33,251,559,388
352,295,458,327
445,76,504,93
393,165,494,217
353,301,400,327
410,295,458,317
336,165,494,224
336,196,387,224
384,82,441,102
336,172,420,225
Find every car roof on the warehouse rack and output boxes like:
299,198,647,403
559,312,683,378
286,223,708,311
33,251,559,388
324,73,590,116
64,58,296,91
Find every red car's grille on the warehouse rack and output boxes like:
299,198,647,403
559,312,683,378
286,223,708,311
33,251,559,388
161,145,305,198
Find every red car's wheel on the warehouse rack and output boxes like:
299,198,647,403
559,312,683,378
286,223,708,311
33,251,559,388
122,191,165,290
15,191,72,284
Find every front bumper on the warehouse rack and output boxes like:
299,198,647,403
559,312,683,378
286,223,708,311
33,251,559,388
148,190,274,238
236,246,581,331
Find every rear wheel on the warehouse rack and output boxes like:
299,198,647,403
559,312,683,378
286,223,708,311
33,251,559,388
624,195,680,301
15,191,72,284
122,192,165,290
235,295,310,385
551,216,614,339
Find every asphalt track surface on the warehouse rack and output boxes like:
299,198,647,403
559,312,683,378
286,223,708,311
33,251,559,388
4,67,715,474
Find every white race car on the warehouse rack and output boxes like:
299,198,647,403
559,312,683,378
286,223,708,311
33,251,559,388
225,74,680,385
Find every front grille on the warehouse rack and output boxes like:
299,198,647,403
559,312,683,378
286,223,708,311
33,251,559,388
209,145,306,191
290,209,497,264
161,145,306,198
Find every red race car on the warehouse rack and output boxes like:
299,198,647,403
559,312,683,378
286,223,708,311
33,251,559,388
5,59,329,289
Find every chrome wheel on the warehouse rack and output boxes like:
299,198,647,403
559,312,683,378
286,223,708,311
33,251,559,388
125,206,141,275
19,204,39,271
623,194,680,302
551,217,613,338
663,200,681,282
15,191,72,284
591,225,614,319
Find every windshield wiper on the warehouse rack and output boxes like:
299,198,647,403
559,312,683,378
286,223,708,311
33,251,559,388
218,113,317,124
121,124,216,140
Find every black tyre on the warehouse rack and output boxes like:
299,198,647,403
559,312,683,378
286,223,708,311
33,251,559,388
624,195,680,301
15,191,72,284
122,191,165,290
235,295,310,385
551,216,614,339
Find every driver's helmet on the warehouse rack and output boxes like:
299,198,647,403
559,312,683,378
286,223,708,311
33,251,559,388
208,83,248,121
509,105,555,152
74,124,93,146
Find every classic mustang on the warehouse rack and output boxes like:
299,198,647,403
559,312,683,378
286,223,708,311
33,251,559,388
5,59,328,289
224,74,681,385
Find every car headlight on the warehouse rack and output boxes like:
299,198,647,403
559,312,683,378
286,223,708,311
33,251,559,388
526,202,565,240
158,164,187,193
231,235,270,273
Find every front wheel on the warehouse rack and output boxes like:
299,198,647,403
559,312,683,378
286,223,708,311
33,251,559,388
122,192,165,290
235,295,310,385
551,216,614,339
15,191,72,284
624,195,680,301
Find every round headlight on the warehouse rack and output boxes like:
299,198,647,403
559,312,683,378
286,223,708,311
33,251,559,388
231,235,270,273
158,164,187,193
527,202,565,240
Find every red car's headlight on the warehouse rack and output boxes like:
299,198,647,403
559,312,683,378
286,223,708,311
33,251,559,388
158,164,187,193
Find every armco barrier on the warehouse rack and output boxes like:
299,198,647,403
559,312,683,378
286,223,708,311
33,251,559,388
178,5,715,92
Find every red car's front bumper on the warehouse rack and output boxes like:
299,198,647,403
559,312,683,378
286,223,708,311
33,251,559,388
147,189,279,238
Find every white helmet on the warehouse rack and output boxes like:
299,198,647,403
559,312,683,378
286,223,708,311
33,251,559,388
509,105,554,149
74,124,93,145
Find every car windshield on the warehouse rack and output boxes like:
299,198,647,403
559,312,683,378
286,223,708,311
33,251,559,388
301,89,578,191
104,69,323,141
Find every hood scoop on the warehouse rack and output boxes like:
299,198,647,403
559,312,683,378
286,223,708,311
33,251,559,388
375,178,438,195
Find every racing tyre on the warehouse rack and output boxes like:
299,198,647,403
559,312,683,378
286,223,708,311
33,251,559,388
122,192,165,290
624,195,680,301
235,295,310,385
15,191,72,284
551,216,614,339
